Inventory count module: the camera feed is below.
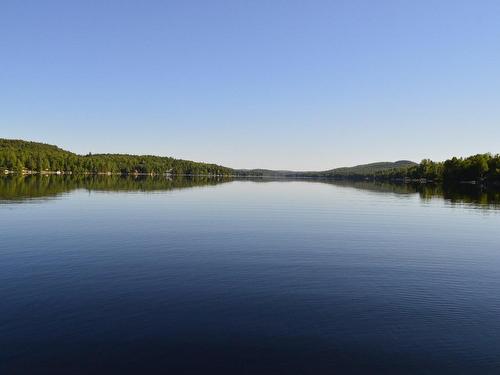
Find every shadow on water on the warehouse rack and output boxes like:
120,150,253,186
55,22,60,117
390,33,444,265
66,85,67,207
1,175,500,209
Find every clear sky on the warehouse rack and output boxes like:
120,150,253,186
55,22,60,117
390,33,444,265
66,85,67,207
1,0,500,170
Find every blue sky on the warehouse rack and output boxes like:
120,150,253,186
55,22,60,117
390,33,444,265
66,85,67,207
1,0,500,170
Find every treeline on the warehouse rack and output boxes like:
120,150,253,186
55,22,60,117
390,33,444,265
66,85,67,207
235,156,500,184
279,154,500,184
2,138,499,183
376,154,500,183
235,161,417,178
0,139,232,176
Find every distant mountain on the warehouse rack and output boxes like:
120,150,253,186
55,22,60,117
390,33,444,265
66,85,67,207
322,160,417,177
235,160,417,178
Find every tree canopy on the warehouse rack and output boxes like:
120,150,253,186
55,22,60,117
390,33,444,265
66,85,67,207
2,138,499,184
0,139,232,176
378,154,500,183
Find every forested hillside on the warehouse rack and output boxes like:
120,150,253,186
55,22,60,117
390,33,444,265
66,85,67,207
311,155,500,183
235,161,417,178
235,156,500,184
378,154,500,183
315,160,417,178
2,138,499,183
0,139,232,175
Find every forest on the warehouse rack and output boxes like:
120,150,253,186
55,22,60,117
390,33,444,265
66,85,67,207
0,139,232,176
236,155,500,184
374,154,500,183
1,138,499,184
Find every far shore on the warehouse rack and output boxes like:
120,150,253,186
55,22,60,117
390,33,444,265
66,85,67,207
3,169,498,187
2,170,227,177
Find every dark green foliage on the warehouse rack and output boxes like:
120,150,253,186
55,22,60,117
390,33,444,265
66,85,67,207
384,154,500,183
2,138,498,183
0,139,232,176
235,155,500,184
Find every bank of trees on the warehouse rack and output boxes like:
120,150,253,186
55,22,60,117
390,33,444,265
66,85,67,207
2,139,499,183
0,139,232,176
236,154,500,183
378,154,500,183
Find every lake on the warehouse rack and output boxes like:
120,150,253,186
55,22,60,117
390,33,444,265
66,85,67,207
1,176,500,374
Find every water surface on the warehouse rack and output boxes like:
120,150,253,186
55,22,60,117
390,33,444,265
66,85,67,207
1,176,500,374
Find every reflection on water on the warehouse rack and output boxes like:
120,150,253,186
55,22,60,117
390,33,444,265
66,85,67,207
0,175,232,202
330,180,500,209
1,175,500,209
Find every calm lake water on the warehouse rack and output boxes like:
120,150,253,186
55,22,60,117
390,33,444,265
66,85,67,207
1,176,500,374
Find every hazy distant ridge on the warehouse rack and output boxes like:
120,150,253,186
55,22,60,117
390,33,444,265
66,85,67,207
235,160,417,177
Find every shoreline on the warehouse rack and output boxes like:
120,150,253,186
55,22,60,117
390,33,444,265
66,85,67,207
2,170,498,187
2,170,228,177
